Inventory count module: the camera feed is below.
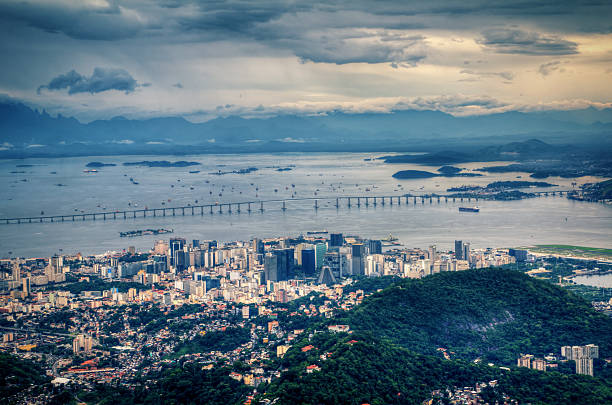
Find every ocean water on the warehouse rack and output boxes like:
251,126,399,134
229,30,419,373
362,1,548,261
0,152,610,258
572,273,612,288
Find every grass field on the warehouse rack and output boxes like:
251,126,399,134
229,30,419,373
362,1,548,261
526,245,612,260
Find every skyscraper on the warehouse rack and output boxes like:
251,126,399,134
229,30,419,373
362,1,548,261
329,233,344,247
301,248,316,276
314,243,327,269
428,245,437,261
454,240,463,260
169,238,186,272
367,240,382,255
351,244,365,276
22,277,30,296
463,242,471,264
253,238,264,254
264,249,293,282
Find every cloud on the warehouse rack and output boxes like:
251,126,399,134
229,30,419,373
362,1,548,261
460,69,514,81
478,28,578,55
0,0,145,40
538,60,567,76
38,68,138,95
290,30,427,65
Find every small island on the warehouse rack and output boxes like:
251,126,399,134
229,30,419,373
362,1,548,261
392,170,439,179
86,161,117,168
123,161,201,167
392,167,482,179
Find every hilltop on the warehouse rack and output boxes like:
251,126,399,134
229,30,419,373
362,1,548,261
340,269,612,364
264,332,612,405
263,269,612,404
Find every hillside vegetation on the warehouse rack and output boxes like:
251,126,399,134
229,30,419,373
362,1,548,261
339,268,612,365
264,332,612,405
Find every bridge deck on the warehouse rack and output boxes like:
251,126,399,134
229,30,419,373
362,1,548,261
0,191,569,225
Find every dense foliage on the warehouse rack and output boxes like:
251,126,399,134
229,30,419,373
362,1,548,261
77,362,249,405
0,353,49,400
339,269,612,365
173,327,250,357
264,332,612,405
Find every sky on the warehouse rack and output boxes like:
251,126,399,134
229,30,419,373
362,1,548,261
1,0,611,122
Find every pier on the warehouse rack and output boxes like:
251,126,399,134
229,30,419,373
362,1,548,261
0,191,570,225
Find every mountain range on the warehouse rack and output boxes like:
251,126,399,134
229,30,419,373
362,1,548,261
1,99,612,158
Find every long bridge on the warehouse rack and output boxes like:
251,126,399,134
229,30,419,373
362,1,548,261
0,191,570,225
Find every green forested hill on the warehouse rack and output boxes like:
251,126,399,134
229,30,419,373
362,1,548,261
339,268,612,364
263,332,612,405
262,269,612,404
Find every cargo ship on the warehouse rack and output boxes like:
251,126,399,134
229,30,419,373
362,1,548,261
459,207,480,212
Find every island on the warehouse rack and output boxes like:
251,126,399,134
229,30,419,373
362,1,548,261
392,170,439,179
123,161,201,167
86,161,117,168
392,168,482,179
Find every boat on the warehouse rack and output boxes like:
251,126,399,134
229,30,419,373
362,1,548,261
83,169,98,173
307,230,328,235
459,207,480,212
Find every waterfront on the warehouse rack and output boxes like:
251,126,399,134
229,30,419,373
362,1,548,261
1,152,610,257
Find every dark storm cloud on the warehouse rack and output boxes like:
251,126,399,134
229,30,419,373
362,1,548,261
478,28,578,55
0,0,143,40
286,32,427,65
38,68,138,95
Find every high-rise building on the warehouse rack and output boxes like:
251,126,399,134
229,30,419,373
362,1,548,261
517,354,533,368
11,262,21,283
264,249,293,282
73,334,93,354
169,238,186,272
561,344,599,376
367,240,382,255
428,245,437,261
463,243,471,264
253,238,264,254
301,249,316,276
329,233,344,247
154,240,169,255
323,251,349,279
454,240,463,260
576,358,594,376
314,243,327,269
22,277,31,296
351,244,365,276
